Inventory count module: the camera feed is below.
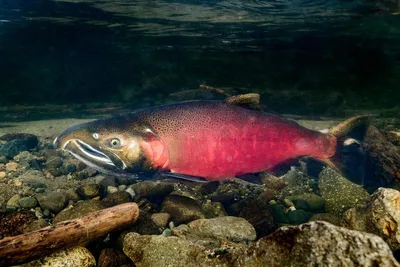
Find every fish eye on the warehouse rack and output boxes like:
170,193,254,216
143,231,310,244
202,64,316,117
109,138,121,148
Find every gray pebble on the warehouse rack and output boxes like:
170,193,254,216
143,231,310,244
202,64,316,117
19,196,38,209
37,192,67,213
162,229,172,236
161,195,206,224
118,185,127,191
35,188,46,193
77,184,100,199
65,188,80,202
151,213,171,228
43,209,51,217
107,186,118,194
35,208,44,219
0,155,8,164
7,194,21,208
125,188,135,198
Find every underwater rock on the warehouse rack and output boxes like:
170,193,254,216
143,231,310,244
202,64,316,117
24,218,49,233
0,210,36,238
53,200,104,223
150,212,171,228
210,179,265,207
125,210,163,235
6,194,21,210
257,189,277,203
6,162,19,172
241,221,399,266
0,139,35,159
29,158,43,171
281,167,315,196
37,192,67,214
318,167,370,215
0,133,39,149
125,187,135,198
19,196,38,209
387,131,400,146
13,151,37,168
23,179,47,190
98,176,117,197
118,184,127,191
101,191,132,208
107,186,118,194
0,156,8,164
185,216,257,243
98,248,132,267
64,188,80,202
123,221,399,267
76,184,100,200
130,181,174,204
287,193,325,212
287,209,312,224
43,149,62,167
16,170,47,188
123,233,213,267
309,213,341,226
259,172,287,191
342,187,400,251
23,246,96,267
161,195,206,224
170,183,205,202
269,201,290,224
236,198,276,237
202,200,228,218
171,224,221,248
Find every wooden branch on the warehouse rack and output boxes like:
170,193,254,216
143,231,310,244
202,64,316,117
0,202,139,266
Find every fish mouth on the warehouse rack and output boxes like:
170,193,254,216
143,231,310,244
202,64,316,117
62,139,125,173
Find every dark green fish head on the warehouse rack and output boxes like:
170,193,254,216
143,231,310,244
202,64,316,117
53,114,168,178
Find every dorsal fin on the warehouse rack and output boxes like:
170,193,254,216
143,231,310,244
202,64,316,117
224,93,263,111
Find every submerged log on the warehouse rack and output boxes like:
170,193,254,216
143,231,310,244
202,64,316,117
0,202,139,266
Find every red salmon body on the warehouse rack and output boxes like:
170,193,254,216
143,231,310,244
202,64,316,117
135,101,337,181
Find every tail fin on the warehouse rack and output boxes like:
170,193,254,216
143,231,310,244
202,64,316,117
322,115,372,185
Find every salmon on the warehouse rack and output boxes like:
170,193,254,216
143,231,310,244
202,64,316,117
54,94,370,183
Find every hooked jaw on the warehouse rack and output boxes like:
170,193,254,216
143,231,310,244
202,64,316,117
53,125,127,173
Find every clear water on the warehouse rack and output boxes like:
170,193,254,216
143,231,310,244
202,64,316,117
1,0,400,116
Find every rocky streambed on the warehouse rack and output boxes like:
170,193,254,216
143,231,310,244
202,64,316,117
0,117,399,266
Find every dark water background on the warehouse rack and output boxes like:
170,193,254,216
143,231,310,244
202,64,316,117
0,0,399,117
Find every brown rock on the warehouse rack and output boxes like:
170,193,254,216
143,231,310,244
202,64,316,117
161,195,205,224
342,187,400,250
101,191,132,208
151,213,171,228
5,162,19,172
53,200,104,223
98,248,132,267
123,221,399,267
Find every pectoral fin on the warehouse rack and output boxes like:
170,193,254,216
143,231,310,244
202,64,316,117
158,172,209,183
